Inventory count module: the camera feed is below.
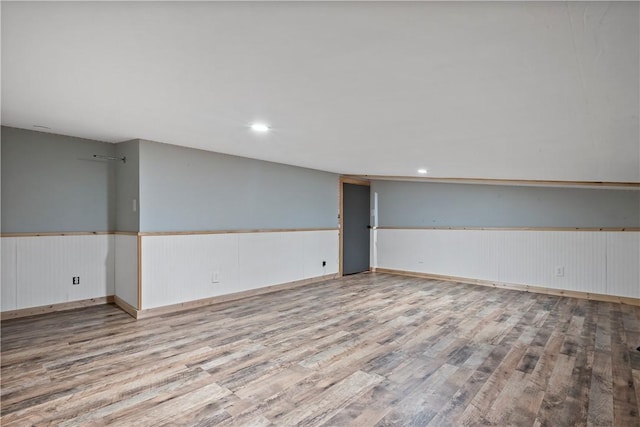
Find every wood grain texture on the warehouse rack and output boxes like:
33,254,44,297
1,229,340,238
137,234,142,310
136,273,339,319
375,268,640,306
0,296,114,321
375,226,640,232
1,273,638,426
340,176,371,186
113,296,138,319
0,232,114,237
352,175,640,188
138,228,338,236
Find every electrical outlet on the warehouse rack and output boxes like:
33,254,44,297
72,276,80,285
212,271,220,283
555,266,564,277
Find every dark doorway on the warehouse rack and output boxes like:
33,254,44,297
342,182,370,275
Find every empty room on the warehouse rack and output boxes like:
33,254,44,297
1,1,639,426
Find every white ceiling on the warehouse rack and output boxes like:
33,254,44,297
2,1,639,182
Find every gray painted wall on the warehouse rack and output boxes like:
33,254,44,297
372,180,640,228
139,140,339,232
1,126,116,233
9,125,633,233
115,140,140,232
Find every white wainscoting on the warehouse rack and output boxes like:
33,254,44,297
141,230,339,310
1,238,18,312
0,235,115,311
115,235,138,308
376,229,639,299
606,232,640,298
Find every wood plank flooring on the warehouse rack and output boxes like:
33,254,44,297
2,273,639,426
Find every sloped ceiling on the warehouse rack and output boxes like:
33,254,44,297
2,1,638,181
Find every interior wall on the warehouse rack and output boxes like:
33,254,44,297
136,139,340,310
4,127,636,314
371,180,640,228
376,229,639,299
371,180,640,299
1,126,117,233
115,140,140,232
139,140,338,232
141,230,338,310
1,130,341,313
114,234,138,309
0,127,128,312
1,235,115,311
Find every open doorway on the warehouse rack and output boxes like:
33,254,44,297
340,177,371,275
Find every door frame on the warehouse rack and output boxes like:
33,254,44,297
339,176,371,276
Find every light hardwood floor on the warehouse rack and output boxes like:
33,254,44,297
2,273,639,426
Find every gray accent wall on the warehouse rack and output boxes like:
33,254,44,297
139,140,339,232
1,126,116,233
372,180,640,228
115,140,140,232
1,128,338,233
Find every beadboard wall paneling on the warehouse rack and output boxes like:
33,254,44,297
606,232,640,298
488,231,607,293
114,234,138,308
1,235,115,310
141,230,338,310
1,238,18,311
376,229,638,298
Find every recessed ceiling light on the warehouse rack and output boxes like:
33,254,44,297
417,168,428,174
250,123,270,132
